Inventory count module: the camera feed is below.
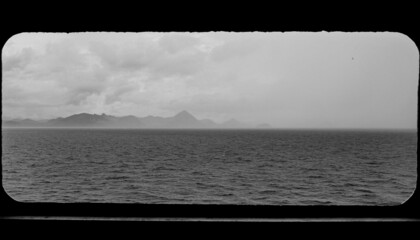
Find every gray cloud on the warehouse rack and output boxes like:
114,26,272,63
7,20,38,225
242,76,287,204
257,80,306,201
2,47,35,71
104,81,140,105
159,33,201,54
2,32,417,128
210,35,264,62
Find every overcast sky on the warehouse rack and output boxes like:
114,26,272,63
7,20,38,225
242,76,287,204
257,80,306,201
2,32,418,128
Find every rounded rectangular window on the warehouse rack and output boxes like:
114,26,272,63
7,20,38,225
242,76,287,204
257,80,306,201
2,32,417,205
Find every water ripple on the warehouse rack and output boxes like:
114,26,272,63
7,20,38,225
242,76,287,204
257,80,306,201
2,128,417,205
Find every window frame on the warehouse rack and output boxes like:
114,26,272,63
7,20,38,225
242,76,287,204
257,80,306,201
1,186,419,222
1,23,419,223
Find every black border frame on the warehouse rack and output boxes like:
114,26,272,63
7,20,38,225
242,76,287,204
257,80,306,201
1,10,419,224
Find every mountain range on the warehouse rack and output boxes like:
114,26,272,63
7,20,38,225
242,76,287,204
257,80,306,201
2,111,271,129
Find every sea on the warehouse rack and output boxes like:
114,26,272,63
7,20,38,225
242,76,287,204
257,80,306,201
1,128,417,205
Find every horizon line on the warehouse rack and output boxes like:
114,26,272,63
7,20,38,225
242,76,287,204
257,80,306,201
1,126,417,131
2,112,417,130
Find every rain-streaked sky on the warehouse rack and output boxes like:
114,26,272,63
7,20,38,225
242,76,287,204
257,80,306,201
2,32,418,128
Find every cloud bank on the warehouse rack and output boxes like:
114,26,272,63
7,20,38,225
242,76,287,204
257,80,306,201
2,32,418,128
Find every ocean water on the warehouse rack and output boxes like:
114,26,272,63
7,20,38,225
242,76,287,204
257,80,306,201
1,128,417,205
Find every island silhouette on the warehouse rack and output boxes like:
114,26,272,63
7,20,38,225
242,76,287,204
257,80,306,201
2,111,271,129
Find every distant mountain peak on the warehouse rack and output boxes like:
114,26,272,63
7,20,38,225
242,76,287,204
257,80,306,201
2,111,268,129
73,112,89,116
174,110,195,118
177,110,191,115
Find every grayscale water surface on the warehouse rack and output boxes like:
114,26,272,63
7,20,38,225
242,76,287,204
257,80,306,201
2,128,417,205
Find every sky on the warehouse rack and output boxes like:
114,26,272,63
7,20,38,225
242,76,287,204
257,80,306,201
1,32,418,129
